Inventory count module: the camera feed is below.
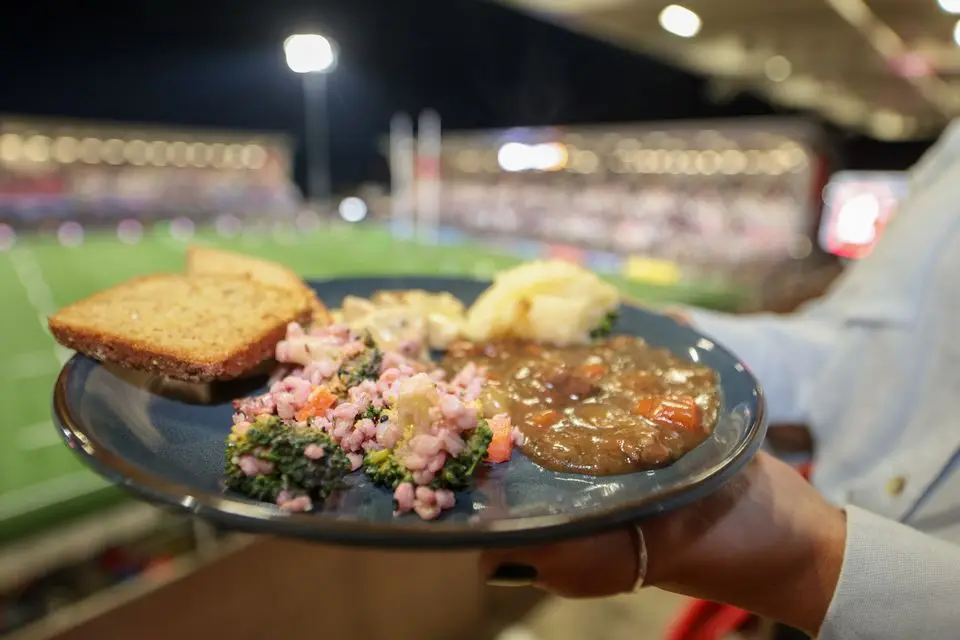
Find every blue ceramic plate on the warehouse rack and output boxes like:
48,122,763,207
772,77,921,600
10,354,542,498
52,276,766,549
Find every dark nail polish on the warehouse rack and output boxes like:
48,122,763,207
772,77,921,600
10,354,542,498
487,563,538,587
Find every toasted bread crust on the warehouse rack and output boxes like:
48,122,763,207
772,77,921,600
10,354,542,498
50,313,307,381
185,245,331,326
48,273,312,382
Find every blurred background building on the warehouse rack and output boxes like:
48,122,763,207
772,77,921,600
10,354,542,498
0,0,949,638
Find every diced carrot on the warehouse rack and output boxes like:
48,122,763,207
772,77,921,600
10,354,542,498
486,413,514,464
530,409,560,428
632,396,700,431
295,387,338,422
653,396,699,431
577,363,608,380
632,397,659,417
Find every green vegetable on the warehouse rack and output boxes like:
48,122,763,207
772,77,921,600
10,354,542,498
363,447,414,489
362,404,384,422
362,420,493,492
338,334,383,388
224,415,350,505
590,310,619,339
432,420,493,491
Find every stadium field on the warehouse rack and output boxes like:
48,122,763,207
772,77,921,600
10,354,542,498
0,222,743,542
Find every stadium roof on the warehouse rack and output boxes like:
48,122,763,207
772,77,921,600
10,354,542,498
497,0,960,141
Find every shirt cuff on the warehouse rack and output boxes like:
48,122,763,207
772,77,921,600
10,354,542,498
819,505,960,640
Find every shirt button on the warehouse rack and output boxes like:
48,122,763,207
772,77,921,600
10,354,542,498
887,476,907,498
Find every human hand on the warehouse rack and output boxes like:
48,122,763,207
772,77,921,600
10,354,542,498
479,452,846,636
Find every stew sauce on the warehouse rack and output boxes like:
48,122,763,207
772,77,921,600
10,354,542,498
444,335,719,475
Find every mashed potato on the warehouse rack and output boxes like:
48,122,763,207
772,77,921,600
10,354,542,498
464,260,620,346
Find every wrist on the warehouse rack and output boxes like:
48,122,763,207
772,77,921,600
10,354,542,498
790,505,847,635
637,493,847,635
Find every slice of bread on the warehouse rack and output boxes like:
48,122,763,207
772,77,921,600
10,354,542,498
48,274,312,381
185,245,331,325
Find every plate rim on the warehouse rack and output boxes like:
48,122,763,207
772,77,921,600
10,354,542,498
51,275,768,548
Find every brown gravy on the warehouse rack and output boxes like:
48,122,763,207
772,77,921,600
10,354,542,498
443,336,719,475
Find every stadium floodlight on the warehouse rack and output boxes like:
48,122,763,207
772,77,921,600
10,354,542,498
658,5,701,38
940,0,960,15
284,33,338,210
284,34,337,74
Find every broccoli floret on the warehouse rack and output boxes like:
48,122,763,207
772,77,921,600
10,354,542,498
590,310,619,339
363,447,414,489
362,420,493,492
225,415,350,506
432,420,493,491
338,334,383,388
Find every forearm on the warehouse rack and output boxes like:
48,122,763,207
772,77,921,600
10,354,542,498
648,503,960,639
647,504,846,636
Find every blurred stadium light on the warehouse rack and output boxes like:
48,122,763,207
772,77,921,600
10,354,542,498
658,5,702,38
283,33,338,74
0,114,301,236
495,0,960,140
939,0,960,14
384,114,834,300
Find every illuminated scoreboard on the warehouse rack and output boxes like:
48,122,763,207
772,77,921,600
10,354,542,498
0,115,301,228
819,171,908,260
434,118,829,288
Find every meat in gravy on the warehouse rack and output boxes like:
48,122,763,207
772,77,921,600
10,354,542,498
443,336,719,475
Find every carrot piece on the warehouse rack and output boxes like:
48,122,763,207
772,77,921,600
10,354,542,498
652,396,700,431
633,396,700,431
530,409,560,428
486,413,514,464
632,397,659,417
295,387,338,422
577,363,608,380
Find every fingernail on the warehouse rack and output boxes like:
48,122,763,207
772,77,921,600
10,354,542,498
487,563,538,587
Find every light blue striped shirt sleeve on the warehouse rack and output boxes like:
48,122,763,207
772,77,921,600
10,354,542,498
819,505,960,639
684,308,838,426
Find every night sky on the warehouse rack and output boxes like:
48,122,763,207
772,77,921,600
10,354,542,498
0,0,934,190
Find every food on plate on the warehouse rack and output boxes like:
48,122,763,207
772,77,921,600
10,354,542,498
49,244,721,522
225,414,351,510
228,322,519,519
464,260,621,346
186,244,332,325
443,334,719,475
334,289,466,354
48,274,312,382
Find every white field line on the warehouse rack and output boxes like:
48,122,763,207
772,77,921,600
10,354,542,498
16,421,61,451
1,249,94,517
0,470,110,521
5,248,65,368
7,247,57,316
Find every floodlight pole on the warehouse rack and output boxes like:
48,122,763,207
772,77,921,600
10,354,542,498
302,72,330,208
284,33,337,210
